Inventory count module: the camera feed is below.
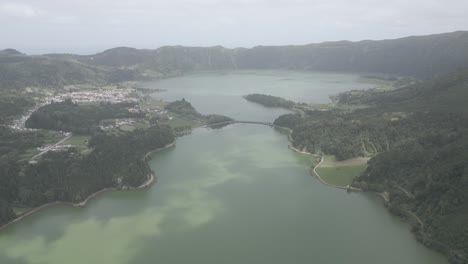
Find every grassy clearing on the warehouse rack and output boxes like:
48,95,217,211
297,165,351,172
323,155,337,162
163,118,194,129
119,125,136,132
60,135,90,146
60,135,91,153
316,164,367,187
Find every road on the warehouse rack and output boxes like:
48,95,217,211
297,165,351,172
30,135,72,161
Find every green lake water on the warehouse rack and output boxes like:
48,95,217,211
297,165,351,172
0,71,448,264
145,70,375,122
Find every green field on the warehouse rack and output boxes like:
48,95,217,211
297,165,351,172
163,118,194,129
119,125,136,132
60,135,90,152
316,164,367,187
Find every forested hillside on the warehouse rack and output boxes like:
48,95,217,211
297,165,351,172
244,94,295,109
0,125,174,226
25,100,144,133
50,31,468,79
0,51,138,91
274,70,468,263
3,31,468,92
335,68,468,113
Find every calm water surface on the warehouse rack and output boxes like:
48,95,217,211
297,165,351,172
145,70,375,122
0,71,448,264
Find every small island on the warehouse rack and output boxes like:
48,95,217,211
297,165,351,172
243,94,295,109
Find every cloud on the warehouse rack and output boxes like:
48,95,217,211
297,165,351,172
0,2,44,17
1,0,468,54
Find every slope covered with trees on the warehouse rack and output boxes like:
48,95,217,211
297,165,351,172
25,99,144,133
49,31,468,79
0,125,175,226
274,70,468,263
0,51,139,91
3,31,468,92
244,94,295,109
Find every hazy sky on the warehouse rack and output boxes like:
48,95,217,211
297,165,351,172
1,0,467,54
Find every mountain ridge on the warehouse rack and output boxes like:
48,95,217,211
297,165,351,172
41,30,468,78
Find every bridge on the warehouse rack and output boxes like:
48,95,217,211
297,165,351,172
203,120,288,130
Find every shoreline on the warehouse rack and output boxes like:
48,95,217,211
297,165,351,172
288,145,362,192
287,144,390,201
0,140,176,232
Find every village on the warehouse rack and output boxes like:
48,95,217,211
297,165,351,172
46,88,138,104
9,86,175,159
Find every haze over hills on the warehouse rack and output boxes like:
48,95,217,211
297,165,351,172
60,31,468,77
2,30,468,264
2,30,467,92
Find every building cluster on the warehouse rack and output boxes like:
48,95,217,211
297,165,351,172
100,118,137,131
9,103,46,131
48,89,138,104
36,144,72,153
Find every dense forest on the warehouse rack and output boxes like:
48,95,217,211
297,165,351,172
334,68,468,114
243,94,295,109
274,70,468,263
25,99,144,133
355,127,468,263
0,91,35,123
0,124,175,226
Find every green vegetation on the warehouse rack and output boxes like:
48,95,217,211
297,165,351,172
51,31,468,79
243,94,295,109
205,114,233,125
163,100,233,131
119,125,136,132
337,68,468,114
2,31,467,94
163,117,194,131
60,135,90,146
317,164,367,187
2,31,468,262
275,70,468,263
0,91,35,123
0,51,139,91
0,124,174,226
164,99,202,118
60,135,90,152
26,99,144,133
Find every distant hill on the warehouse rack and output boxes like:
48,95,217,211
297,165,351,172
0,49,23,56
82,47,153,67
335,68,468,113
0,53,139,90
49,31,468,79
3,30,468,90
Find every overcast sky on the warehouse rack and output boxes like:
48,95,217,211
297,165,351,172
1,0,467,54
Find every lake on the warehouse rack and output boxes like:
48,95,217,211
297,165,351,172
0,71,448,264
144,70,375,122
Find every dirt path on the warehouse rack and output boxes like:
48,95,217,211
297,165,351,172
288,146,362,192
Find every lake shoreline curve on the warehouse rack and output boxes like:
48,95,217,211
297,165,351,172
0,140,176,232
